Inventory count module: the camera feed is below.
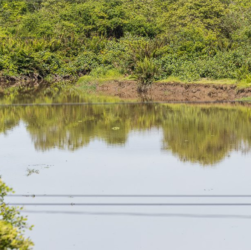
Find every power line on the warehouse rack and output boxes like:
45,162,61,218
19,210,251,219
7,194,251,198
7,203,251,206
0,100,246,107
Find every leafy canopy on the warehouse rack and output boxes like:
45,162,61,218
1,0,251,83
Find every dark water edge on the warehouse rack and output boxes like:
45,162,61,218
1,80,251,105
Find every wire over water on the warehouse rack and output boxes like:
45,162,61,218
0,100,246,107
7,194,251,198
19,210,251,219
7,203,251,206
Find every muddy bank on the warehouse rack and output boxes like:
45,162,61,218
97,81,251,101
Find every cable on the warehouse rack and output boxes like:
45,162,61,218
7,203,251,206
0,100,246,107
7,194,251,198
19,210,251,219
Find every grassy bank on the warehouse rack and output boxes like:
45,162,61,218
76,67,127,90
76,74,251,91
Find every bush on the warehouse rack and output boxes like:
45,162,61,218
1,0,251,82
0,221,32,250
0,178,33,250
133,57,160,91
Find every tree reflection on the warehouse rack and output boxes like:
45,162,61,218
1,102,251,165
161,104,251,165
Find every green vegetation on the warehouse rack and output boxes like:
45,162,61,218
236,96,251,101
1,0,251,86
133,57,160,91
0,178,33,249
0,81,127,105
77,66,124,90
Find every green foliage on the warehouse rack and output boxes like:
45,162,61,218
0,221,32,250
133,57,160,89
77,66,123,90
90,66,121,79
1,0,251,83
0,178,34,249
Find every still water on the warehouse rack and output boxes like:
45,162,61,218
1,96,251,249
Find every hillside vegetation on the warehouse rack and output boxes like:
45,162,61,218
1,0,251,84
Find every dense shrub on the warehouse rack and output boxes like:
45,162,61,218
133,57,160,90
1,0,251,82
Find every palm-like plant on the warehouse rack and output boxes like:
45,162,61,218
133,57,160,91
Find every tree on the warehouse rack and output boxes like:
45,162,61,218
0,178,33,250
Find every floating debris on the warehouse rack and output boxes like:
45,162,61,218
26,168,39,177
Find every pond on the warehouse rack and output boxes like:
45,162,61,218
1,93,251,249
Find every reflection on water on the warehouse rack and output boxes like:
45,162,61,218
1,99,251,165
2,94,251,250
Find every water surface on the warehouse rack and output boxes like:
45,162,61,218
1,96,251,250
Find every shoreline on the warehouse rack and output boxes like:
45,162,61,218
94,80,251,102
1,78,251,102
